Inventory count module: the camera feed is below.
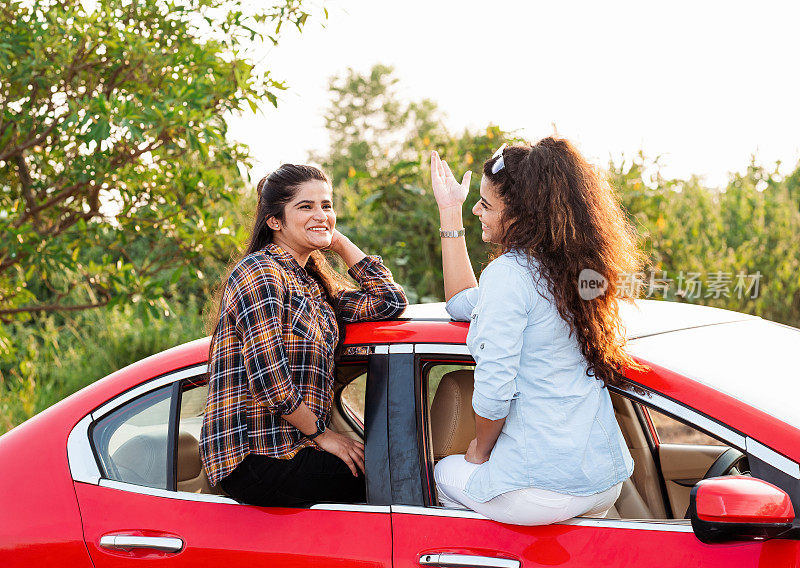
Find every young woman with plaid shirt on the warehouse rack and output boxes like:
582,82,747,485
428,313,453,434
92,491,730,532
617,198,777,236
200,164,407,507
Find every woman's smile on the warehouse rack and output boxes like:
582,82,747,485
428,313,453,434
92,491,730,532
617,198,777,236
269,179,337,262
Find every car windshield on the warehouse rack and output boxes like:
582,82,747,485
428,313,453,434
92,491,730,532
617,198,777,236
628,319,800,430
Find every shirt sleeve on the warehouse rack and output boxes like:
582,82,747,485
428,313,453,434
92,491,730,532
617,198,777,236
231,261,303,416
445,286,479,321
470,261,535,421
336,255,408,323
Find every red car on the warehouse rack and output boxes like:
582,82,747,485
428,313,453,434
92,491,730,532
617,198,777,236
1,300,799,567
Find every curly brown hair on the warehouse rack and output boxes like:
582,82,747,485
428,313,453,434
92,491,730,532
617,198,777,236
483,137,647,387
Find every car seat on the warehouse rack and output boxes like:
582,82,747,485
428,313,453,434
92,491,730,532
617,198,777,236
429,369,652,519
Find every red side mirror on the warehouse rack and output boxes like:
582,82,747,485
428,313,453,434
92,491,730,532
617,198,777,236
690,476,796,543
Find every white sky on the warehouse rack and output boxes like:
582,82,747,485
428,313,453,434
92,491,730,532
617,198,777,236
227,0,800,188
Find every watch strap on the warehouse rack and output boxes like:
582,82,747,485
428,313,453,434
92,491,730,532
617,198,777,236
306,417,326,440
439,227,466,238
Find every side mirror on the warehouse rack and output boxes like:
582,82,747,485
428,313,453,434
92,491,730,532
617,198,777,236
689,476,795,543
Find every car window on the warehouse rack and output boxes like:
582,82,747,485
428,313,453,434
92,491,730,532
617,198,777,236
647,407,727,446
340,371,367,425
179,381,206,440
175,379,223,494
426,363,475,412
92,385,172,489
337,363,369,429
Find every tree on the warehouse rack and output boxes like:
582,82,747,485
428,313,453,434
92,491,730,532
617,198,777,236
0,0,316,353
611,154,800,327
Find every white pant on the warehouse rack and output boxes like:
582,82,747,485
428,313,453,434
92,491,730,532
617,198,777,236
434,454,622,526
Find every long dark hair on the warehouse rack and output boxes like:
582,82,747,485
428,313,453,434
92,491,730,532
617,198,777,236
483,137,647,387
207,164,353,356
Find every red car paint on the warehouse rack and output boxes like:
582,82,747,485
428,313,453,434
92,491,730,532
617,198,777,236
695,477,795,524
1,303,798,567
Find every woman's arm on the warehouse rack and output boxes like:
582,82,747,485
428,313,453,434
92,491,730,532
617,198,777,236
465,416,506,464
431,151,478,300
328,230,366,268
281,402,365,476
328,230,408,322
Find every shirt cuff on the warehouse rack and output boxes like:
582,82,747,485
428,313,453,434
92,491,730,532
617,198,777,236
272,387,303,416
347,255,384,281
445,287,477,322
472,390,511,421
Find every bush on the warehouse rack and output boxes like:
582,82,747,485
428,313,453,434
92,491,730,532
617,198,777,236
0,298,205,434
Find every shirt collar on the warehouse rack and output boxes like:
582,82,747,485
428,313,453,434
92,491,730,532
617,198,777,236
263,242,307,274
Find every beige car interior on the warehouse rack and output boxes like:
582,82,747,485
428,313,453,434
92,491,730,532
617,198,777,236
428,369,729,520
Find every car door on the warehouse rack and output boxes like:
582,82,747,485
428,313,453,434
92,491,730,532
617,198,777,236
391,506,800,568
390,345,800,568
69,363,392,568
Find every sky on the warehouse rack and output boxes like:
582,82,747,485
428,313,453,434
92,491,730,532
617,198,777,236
226,0,800,188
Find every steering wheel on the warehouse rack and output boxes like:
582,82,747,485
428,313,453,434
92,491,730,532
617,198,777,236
702,448,749,480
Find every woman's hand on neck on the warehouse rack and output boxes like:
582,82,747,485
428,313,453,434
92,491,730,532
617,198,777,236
325,230,366,268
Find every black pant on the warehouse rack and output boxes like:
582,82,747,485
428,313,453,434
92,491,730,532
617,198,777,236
219,448,366,507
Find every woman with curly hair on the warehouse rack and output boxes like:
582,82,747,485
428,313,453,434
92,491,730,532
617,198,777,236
430,137,645,525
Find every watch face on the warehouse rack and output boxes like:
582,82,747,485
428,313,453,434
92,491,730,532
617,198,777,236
316,418,326,433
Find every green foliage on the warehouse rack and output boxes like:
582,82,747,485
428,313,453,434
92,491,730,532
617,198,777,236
320,65,800,325
0,0,315,351
611,155,800,326
0,297,204,433
314,65,525,301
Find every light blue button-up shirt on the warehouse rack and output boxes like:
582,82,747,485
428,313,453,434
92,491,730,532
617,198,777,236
446,251,633,502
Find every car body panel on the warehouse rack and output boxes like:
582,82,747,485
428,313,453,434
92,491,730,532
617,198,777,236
75,482,391,567
0,400,94,567
1,300,799,565
391,508,800,568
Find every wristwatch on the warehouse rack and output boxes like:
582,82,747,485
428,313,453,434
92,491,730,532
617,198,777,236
306,417,327,440
439,227,466,238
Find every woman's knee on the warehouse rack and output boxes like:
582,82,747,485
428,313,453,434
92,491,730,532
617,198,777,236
434,455,457,487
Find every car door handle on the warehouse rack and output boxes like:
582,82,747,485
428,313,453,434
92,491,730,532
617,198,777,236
99,535,184,553
419,553,519,568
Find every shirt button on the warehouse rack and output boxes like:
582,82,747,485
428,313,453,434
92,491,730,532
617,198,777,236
480,342,485,349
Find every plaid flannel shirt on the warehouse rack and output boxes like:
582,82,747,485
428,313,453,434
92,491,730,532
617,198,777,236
200,243,407,486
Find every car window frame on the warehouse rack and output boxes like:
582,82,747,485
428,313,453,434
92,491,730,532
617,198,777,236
409,342,800,528
67,358,387,512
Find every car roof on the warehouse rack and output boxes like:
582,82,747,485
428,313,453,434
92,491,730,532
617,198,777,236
145,299,758,365
395,299,757,339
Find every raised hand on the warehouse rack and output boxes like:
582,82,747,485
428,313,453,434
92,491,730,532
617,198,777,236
327,228,345,253
430,151,472,211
